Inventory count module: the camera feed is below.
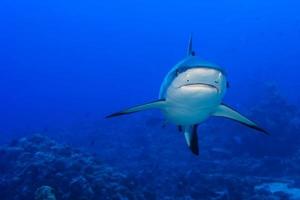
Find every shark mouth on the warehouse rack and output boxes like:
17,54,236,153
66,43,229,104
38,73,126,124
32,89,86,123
179,83,219,92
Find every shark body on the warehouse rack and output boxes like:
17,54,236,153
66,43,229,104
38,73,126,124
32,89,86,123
107,36,268,155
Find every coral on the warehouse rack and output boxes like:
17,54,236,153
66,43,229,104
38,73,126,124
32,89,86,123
0,134,141,200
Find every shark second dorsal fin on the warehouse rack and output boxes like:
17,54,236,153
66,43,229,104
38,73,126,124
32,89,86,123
188,34,195,56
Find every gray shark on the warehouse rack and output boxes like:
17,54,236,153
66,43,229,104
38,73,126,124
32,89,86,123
107,36,268,155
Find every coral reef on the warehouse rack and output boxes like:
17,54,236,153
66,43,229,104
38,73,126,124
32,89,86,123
0,134,141,200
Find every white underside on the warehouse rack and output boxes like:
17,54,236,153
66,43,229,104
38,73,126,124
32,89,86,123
163,85,221,125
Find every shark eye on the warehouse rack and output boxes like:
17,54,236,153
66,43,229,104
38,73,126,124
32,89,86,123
187,79,190,82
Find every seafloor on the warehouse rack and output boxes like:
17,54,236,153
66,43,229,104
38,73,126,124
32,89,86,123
1,85,300,200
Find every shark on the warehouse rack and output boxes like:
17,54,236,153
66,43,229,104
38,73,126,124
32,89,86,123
106,36,268,155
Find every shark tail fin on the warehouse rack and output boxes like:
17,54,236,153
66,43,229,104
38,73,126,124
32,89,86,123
183,125,199,155
213,104,269,135
187,34,195,56
106,99,166,118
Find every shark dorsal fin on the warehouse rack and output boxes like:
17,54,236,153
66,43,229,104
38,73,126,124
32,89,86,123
188,34,195,56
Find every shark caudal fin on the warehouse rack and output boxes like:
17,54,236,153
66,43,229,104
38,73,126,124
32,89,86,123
187,34,196,56
183,125,199,155
213,104,269,135
106,99,166,118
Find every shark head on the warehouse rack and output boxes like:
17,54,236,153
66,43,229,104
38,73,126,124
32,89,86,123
174,67,223,93
159,56,228,104
159,35,228,101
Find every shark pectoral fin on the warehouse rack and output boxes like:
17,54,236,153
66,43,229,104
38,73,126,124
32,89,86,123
184,125,199,155
106,99,166,118
213,104,269,135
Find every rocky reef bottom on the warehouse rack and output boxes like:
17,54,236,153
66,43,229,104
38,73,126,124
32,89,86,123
1,134,300,200
0,134,141,200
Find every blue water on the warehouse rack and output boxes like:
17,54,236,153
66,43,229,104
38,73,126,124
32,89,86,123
1,0,300,199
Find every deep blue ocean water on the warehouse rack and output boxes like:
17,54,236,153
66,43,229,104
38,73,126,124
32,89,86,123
1,0,300,199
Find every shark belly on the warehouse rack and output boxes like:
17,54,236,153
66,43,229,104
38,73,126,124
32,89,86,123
163,86,221,125
163,104,214,125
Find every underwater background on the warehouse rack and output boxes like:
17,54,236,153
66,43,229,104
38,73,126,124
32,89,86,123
2,0,300,199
